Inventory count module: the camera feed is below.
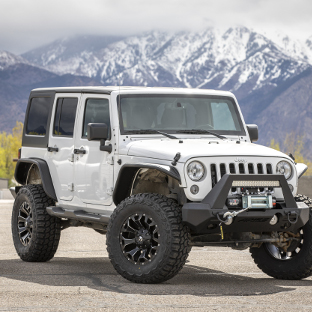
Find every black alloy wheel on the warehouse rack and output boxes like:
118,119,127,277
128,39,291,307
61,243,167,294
17,201,33,246
120,213,159,265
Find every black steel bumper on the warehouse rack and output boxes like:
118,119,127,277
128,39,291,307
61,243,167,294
182,174,310,233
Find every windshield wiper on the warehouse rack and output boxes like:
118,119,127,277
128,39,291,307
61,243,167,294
126,129,178,139
176,129,227,140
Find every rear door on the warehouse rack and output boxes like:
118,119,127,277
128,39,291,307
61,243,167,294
73,94,114,206
47,94,81,201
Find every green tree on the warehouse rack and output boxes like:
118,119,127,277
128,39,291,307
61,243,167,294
0,122,23,185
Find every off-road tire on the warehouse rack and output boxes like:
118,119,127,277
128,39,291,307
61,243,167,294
106,193,191,283
250,194,312,279
12,185,61,262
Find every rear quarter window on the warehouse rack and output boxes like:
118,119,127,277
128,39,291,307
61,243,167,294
26,97,51,136
22,92,55,148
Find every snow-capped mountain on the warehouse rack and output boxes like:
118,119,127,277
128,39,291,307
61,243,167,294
0,51,29,70
260,30,312,64
21,27,311,97
22,35,125,77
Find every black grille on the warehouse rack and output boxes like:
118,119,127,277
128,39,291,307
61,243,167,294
220,163,226,177
210,162,275,187
266,164,273,174
248,163,254,174
211,164,217,187
239,163,245,173
229,163,236,173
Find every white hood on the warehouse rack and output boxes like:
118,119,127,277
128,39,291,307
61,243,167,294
126,139,291,163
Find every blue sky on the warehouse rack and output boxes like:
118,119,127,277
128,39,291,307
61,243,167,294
1,0,312,54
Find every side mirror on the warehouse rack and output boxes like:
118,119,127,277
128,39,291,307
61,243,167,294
87,123,112,153
87,123,109,141
246,124,258,143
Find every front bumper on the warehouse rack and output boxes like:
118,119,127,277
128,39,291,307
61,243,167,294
182,174,309,233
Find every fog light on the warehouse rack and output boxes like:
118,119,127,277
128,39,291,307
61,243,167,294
269,215,278,225
190,185,199,194
288,184,294,192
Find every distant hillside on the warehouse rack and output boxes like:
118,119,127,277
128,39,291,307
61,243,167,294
0,53,102,132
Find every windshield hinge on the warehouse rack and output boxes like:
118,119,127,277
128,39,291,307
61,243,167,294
67,183,74,192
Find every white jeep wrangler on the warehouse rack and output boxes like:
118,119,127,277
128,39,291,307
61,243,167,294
11,86,312,283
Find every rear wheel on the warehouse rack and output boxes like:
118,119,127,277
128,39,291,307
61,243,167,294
106,193,191,283
250,194,312,279
11,185,61,262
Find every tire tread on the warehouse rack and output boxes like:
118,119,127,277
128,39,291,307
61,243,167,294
106,193,190,283
12,185,61,262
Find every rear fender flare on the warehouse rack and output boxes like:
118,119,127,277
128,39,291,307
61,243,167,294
14,158,57,201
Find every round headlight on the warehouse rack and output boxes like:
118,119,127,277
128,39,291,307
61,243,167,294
187,161,205,181
276,161,292,180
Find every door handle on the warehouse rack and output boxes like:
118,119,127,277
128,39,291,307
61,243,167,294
74,148,86,155
47,146,59,152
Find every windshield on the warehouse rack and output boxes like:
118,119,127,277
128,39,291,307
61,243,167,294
118,94,245,136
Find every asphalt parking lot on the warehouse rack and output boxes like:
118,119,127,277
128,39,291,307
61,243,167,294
1,199,312,311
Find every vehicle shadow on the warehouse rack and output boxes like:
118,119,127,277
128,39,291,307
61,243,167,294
1,257,311,297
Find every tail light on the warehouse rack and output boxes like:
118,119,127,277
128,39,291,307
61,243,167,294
18,148,21,160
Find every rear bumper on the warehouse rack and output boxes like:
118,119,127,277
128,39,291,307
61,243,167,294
182,174,309,233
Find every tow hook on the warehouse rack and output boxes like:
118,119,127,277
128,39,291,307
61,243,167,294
287,211,298,224
218,207,250,226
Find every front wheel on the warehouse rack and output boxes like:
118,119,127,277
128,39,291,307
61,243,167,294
106,193,191,283
250,194,312,279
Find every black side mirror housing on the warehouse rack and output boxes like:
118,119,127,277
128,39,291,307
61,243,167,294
246,124,258,143
87,123,109,141
87,123,112,153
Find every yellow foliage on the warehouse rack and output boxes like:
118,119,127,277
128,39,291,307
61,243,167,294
0,122,23,186
270,139,280,151
270,133,312,176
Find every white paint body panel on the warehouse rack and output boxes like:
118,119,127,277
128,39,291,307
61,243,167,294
73,94,114,206
43,93,81,201
21,86,300,214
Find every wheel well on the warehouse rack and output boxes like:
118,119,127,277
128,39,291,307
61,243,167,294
113,166,185,206
26,164,42,185
15,158,57,201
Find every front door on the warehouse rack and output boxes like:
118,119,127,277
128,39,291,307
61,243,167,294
47,94,81,201
74,94,114,206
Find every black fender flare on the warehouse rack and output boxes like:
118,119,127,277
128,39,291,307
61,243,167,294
113,163,181,205
14,158,57,201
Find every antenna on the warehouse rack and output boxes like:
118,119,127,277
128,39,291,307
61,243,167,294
118,72,121,107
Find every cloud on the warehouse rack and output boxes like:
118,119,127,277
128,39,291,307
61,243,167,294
1,0,312,54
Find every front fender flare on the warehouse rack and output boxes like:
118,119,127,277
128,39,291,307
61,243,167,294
14,158,57,201
113,163,181,205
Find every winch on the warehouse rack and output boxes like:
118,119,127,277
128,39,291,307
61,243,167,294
242,194,274,209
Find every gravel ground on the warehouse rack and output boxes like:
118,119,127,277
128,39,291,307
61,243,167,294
1,199,312,311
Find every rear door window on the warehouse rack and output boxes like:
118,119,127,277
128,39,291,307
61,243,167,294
53,98,78,137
